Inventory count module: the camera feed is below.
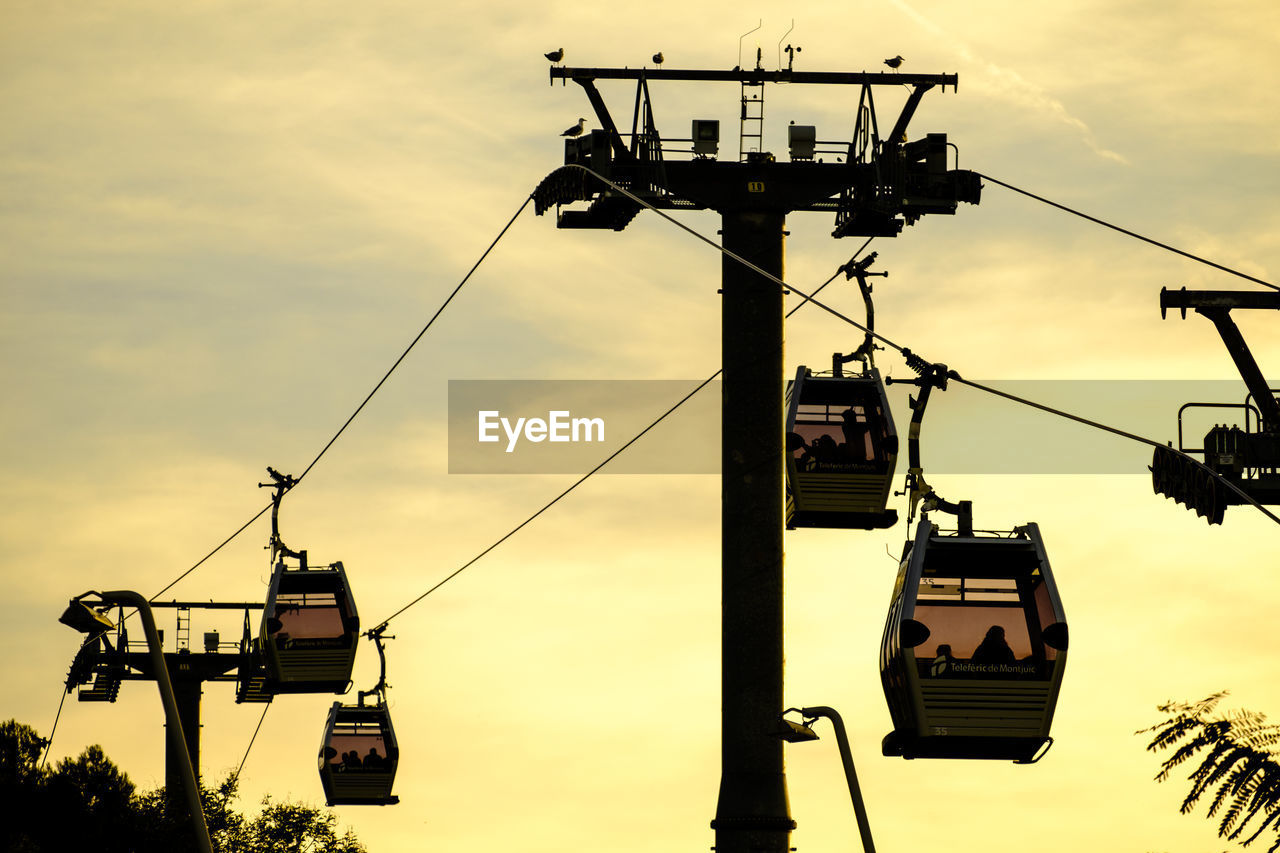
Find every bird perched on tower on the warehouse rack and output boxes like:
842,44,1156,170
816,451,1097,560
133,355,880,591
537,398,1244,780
884,55,904,70
652,51,664,65
561,118,586,137
545,48,564,63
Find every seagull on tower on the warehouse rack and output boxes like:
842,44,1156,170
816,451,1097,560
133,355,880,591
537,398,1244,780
884,55,904,70
652,52,664,65
545,48,564,63
561,118,587,137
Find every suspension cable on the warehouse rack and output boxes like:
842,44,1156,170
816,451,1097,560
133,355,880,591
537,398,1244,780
553,167,909,357
976,172,1279,292
231,703,271,785
949,375,1280,525
38,687,69,771
371,251,865,629
293,195,533,487
373,372,720,629
146,196,533,602
150,505,272,601
547,165,1280,528
103,198,531,793
63,162,1275,789
148,162,1280,625
40,629,107,768
86,162,1280,791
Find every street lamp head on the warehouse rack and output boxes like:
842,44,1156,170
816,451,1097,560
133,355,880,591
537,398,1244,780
774,710,820,743
59,594,115,635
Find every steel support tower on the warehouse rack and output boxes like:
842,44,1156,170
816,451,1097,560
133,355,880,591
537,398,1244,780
535,59,980,852
62,599,272,797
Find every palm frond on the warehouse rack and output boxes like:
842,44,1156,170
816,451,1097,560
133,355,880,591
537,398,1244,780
1142,694,1280,851
1208,750,1265,818
1185,740,1240,812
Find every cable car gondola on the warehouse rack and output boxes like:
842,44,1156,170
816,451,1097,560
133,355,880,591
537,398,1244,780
319,629,399,806
319,699,399,806
785,253,899,530
785,360,899,529
261,558,359,693
257,467,359,694
880,516,1069,762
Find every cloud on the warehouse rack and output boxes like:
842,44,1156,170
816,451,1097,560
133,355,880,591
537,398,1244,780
888,0,1129,164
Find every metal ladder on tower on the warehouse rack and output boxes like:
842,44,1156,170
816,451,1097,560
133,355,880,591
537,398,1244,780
739,48,765,161
176,605,191,652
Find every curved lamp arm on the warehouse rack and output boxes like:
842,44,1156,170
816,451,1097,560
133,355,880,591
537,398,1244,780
64,591,214,853
798,705,876,853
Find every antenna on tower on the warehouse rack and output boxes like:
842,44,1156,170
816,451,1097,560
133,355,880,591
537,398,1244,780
776,20,794,70
737,19,761,69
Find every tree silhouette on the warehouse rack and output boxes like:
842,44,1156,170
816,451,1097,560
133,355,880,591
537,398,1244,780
1140,693,1280,851
245,796,365,853
1,718,48,785
2,719,365,853
132,774,252,852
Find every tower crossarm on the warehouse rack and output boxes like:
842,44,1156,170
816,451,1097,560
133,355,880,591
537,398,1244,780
552,66,957,88
542,64,977,235
884,83,936,147
1161,287,1280,430
573,77,632,163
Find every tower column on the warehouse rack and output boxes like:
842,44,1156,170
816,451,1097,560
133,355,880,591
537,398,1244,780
713,208,793,853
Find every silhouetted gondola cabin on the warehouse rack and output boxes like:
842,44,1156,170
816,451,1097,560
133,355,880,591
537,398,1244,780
880,518,1068,763
785,365,898,529
261,561,359,694
319,700,399,806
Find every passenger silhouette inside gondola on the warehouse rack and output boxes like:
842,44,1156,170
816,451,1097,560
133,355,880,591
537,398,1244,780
971,625,1016,665
364,746,385,769
343,750,363,769
839,407,872,461
929,643,956,677
267,602,299,637
801,433,840,469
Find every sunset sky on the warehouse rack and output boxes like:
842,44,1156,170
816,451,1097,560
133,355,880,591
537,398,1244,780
4,1,1279,851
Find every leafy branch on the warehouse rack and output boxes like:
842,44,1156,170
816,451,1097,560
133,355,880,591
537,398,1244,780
1139,693,1280,850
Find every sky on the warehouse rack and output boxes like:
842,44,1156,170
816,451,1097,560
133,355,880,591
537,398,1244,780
3,1,1279,851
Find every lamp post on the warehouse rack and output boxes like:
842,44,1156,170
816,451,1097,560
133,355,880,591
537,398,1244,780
61,591,214,853
781,706,877,853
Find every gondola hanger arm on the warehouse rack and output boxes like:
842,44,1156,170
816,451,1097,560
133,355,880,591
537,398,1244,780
886,354,969,530
837,252,888,367
359,626,395,704
259,467,306,568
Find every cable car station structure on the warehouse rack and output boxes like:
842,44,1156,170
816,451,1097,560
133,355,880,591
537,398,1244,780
61,597,271,796
60,467,399,833
1153,287,1280,523
534,56,980,853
